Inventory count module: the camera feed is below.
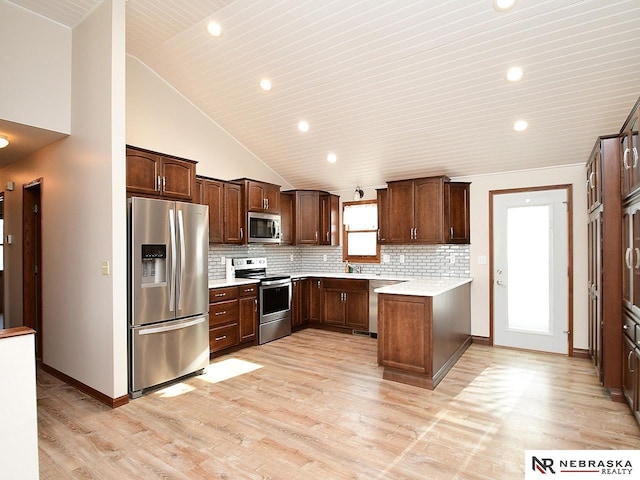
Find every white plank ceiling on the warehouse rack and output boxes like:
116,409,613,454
7,0,640,191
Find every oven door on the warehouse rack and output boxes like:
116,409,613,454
259,279,292,322
259,279,292,344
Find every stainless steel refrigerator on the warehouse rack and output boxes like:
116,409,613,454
128,197,209,398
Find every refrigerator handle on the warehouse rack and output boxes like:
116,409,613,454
138,316,206,335
168,209,176,312
177,209,186,311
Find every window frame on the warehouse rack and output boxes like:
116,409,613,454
342,200,381,264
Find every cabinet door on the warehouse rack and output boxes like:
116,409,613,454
247,182,266,212
345,290,368,330
633,207,640,314
387,180,414,243
623,207,633,309
280,192,293,245
126,148,161,196
224,183,245,244
587,214,601,377
377,188,388,244
238,295,257,343
446,182,470,244
414,177,444,243
322,289,346,325
622,332,636,409
296,191,320,244
160,157,195,200
630,111,640,194
291,279,302,328
195,177,204,204
309,278,322,322
203,180,224,244
264,184,281,213
319,194,339,246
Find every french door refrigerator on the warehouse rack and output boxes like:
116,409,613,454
128,197,209,398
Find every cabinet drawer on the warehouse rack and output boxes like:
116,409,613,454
209,286,238,303
209,300,239,327
623,315,636,341
322,278,368,291
238,284,258,297
209,324,239,352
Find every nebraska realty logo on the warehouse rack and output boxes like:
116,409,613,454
525,451,639,479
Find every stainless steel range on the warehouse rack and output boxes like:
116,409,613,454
232,258,292,344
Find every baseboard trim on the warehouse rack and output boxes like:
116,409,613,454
40,363,129,409
471,336,491,346
572,348,590,359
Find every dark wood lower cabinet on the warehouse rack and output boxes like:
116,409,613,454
209,284,258,356
377,283,471,390
320,278,368,331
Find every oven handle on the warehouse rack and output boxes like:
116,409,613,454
261,279,292,287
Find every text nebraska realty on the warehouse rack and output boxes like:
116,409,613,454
560,459,632,475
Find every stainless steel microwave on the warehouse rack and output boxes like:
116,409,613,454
247,212,282,243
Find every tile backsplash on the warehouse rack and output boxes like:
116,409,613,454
208,243,470,281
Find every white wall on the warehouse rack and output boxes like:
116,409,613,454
454,164,588,349
0,331,39,480
0,1,71,134
0,0,128,399
332,165,588,350
126,56,293,188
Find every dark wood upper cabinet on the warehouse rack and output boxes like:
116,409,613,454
126,145,196,201
291,190,320,245
445,182,471,244
234,178,281,214
620,101,640,198
224,182,245,244
376,188,389,244
384,176,469,244
279,192,294,245
197,176,225,244
320,193,340,246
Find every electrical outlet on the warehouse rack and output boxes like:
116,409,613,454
101,261,110,275
399,254,405,264
383,254,390,263
323,254,327,262
290,254,294,261
220,255,225,265
449,254,456,264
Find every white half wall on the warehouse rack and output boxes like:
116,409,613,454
126,55,292,188
0,1,71,134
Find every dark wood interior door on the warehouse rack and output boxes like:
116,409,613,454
23,181,42,358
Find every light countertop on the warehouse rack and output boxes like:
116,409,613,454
373,277,472,296
209,272,472,296
208,278,259,289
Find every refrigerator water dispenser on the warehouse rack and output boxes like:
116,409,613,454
141,244,167,286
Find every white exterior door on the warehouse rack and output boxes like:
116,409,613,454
492,188,569,354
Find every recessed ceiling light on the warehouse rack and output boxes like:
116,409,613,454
327,153,337,163
506,66,523,82
298,121,309,132
493,0,517,11
0,136,8,148
514,120,528,131
207,21,222,37
259,79,272,91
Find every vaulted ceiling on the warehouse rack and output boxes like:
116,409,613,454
7,0,640,190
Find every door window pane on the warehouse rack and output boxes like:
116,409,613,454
507,205,550,333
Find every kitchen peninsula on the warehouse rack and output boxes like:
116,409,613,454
376,278,472,389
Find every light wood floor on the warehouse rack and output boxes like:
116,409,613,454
37,329,640,479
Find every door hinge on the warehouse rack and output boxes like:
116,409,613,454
33,204,39,214
34,265,39,275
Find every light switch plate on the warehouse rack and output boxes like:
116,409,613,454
383,254,390,263
478,255,487,265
